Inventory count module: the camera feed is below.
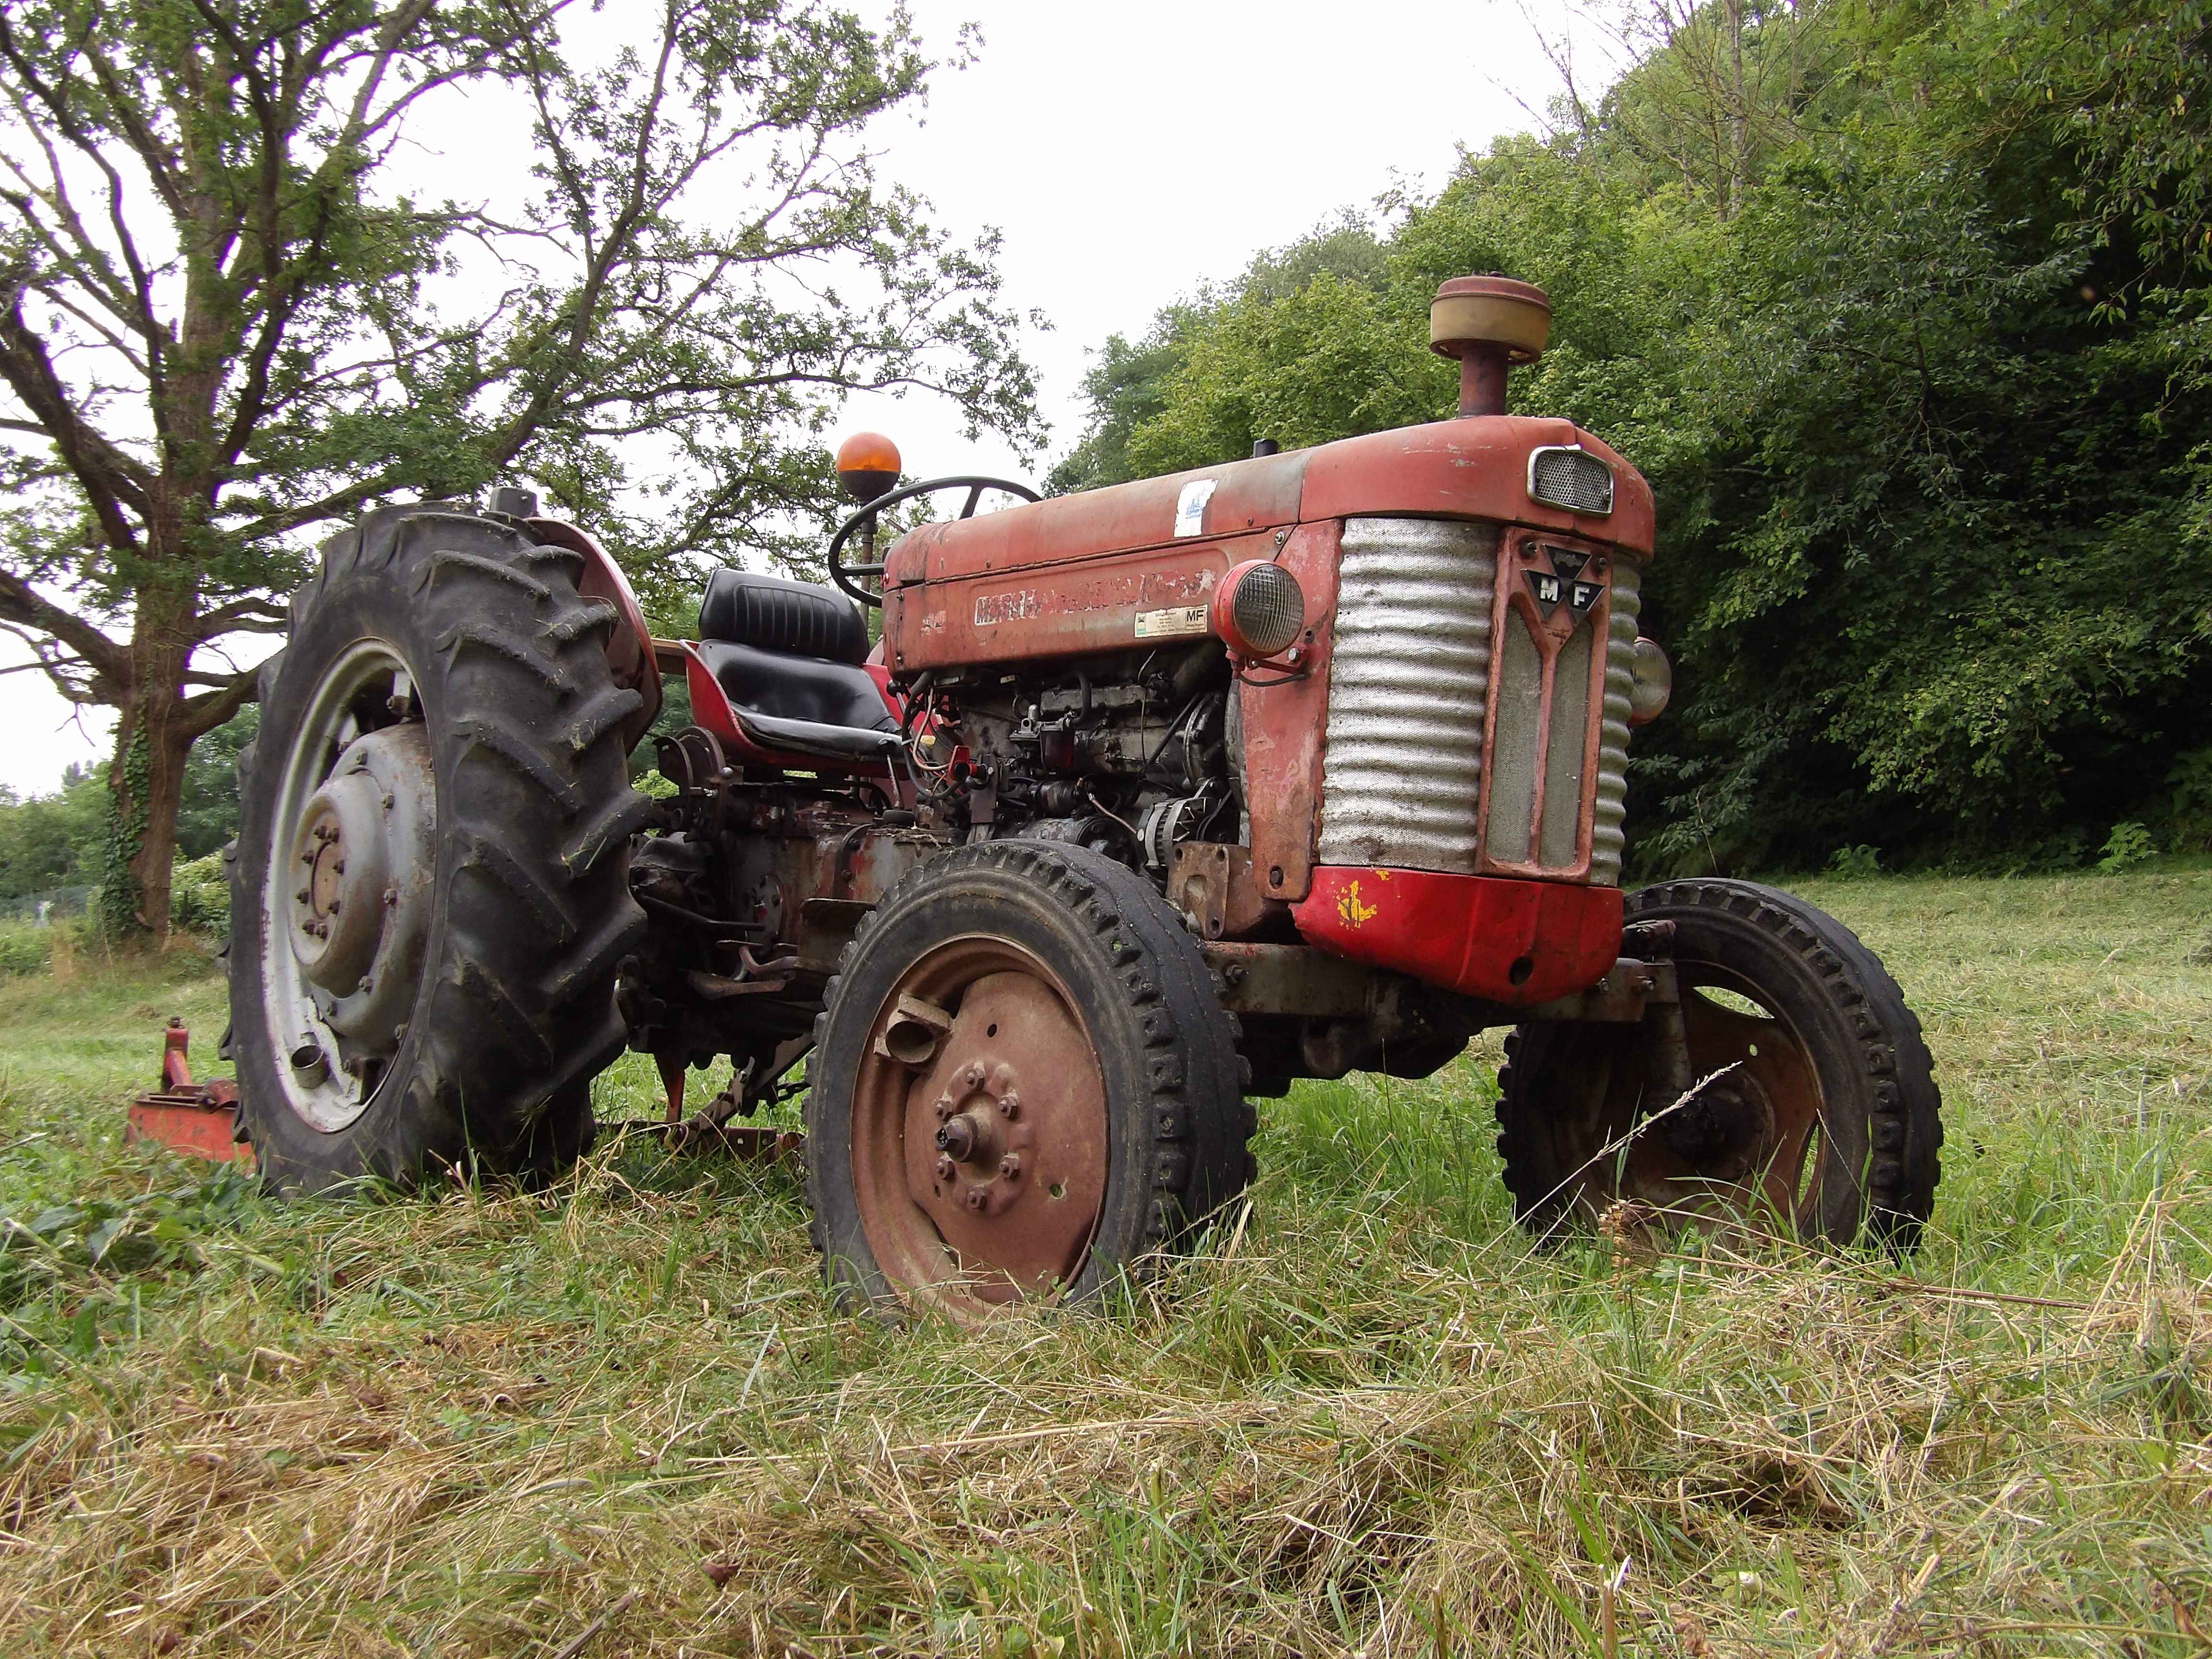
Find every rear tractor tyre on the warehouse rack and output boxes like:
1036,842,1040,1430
1495,878,1941,1251
806,842,1254,1323
228,504,650,1193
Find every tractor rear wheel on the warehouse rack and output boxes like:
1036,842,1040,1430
805,842,1254,1322
1495,878,1942,1250
228,504,650,1192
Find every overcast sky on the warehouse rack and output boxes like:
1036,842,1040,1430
0,0,1604,796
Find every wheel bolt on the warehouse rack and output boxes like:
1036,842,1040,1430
997,1092,1020,1120
964,1188,988,1212
935,1155,956,1182
932,1095,954,1121
963,1062,986,1089
998,1154,1021,1180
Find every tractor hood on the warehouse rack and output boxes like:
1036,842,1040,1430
882,416,1654,591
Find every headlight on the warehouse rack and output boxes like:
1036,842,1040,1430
1628,636,1671,726
1213,560,1306,659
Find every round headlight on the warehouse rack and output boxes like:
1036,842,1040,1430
1628,636,1671,726
1214,560,1305,659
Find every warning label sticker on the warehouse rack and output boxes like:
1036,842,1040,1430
1135,605,1210,640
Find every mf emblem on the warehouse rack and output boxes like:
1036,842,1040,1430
1527,544,1609,623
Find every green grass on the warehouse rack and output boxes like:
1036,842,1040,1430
1,869,2209,1656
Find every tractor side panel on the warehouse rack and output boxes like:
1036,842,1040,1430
1238,519,1342,905
883,534,1279,672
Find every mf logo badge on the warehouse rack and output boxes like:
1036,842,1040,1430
1527,544,1608,623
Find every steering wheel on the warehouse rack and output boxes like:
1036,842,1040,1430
827,475,1041,608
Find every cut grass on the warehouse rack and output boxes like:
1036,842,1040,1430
0,868,2208,1655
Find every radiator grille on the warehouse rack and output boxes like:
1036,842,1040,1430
1316,518,1498,874
1528,447,1615,516
1591,561,1639,885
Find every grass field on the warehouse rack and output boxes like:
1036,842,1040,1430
1,868,2209,1657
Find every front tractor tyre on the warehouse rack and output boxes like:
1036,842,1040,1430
806,842,1256,1323
228,504,651,1192
1495,878,1942,1251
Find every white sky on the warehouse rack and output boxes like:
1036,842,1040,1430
0,0,1599,796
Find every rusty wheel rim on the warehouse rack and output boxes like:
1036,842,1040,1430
849,935,1108,1318
1616,966,1827,1233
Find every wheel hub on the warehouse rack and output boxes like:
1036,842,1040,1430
1659,1069,1777,1184
850,945,1108,1311
283,723,436,1056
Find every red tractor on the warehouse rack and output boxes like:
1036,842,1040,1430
227,276,1942,1319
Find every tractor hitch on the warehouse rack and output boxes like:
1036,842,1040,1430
127,1018,249,1164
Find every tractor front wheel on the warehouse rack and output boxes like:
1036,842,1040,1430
1495,878,1942,1250
806,842,1254,1322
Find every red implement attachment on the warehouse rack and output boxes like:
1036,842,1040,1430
127,1018,250,1164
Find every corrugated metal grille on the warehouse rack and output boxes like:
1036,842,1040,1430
1529,447,1615,516
1316,518,1498,874
1590,561,1639,885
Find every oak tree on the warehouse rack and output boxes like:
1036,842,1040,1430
0,0,1035,937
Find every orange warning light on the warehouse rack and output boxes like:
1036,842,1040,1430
836,432,902,503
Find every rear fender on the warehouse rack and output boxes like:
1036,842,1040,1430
527,518,662,749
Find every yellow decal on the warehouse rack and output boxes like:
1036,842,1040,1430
1337,879,1379,929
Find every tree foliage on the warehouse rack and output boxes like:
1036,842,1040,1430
1052,0,2212,872
0,0,1037,936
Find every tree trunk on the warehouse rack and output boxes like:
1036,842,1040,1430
106,586,198,947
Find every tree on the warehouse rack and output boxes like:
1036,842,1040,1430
0,0,1038,940
1050,0,2212,872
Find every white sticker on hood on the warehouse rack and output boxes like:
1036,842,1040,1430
1174,479,1216,538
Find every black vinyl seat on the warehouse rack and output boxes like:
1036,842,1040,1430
693,570,900,763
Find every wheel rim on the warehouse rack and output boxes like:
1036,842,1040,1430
849,935,1109,1317
259,640,437,1132
1615,965,1827,1231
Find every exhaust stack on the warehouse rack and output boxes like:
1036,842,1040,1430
1430,276,1551,419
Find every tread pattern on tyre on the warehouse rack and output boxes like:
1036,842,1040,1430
230,505,645,1190
804,840,1253,1304
1496,877,1943,1250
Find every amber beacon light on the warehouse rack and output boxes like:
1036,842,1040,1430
836,431,903,504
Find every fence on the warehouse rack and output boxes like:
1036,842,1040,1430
0,885,95,926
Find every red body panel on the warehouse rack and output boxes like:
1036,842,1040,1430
881,535,1272,672
1292,868,1625,1007
1238,520,1341,904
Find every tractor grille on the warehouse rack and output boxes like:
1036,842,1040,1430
1317,518,1638,887
1591,562,1639,885
1316,518,1498,874
1528,446,1615,516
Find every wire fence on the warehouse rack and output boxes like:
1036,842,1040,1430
0,886,96,926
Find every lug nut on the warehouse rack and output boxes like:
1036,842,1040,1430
296,888,309,904
332,858,345,876
997,1092,1020,1119
935,1155,956,1182
998,1154,1021,1180
327,897,340,914
964,1188,988,1213
933,1095,955,1121
963,1062,987,1089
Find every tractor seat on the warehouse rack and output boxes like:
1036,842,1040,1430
693,570,900,763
